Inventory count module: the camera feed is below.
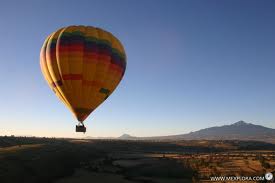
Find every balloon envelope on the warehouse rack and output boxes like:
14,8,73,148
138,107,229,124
40,25,126,122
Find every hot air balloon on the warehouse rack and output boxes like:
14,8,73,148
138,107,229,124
40,25,126,132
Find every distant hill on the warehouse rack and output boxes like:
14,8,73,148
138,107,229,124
117,134,137,140
118,121,275,143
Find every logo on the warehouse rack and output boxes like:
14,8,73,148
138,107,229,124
265,172,273,181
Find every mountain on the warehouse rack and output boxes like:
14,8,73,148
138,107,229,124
178,121,275,142
118,121,275,143
117,134,137,140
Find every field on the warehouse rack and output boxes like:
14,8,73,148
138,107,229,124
0,136,274,183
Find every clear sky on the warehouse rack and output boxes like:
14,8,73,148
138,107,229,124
0,0,274,138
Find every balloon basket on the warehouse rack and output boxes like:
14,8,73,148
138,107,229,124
76,123,86,133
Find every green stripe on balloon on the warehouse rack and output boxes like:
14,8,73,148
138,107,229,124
100,88,110,100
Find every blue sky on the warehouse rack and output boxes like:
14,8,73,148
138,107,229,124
0,0,274,137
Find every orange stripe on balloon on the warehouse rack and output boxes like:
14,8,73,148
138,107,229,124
82,80,102,87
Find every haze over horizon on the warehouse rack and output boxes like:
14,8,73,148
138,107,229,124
0,0,275,138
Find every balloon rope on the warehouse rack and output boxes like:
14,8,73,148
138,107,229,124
78,121,84,126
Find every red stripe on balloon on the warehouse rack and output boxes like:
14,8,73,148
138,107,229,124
62,74,83,80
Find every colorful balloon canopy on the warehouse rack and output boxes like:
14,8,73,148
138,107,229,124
40,25,126,123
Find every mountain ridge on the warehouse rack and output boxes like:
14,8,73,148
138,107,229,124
117,121,275,143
